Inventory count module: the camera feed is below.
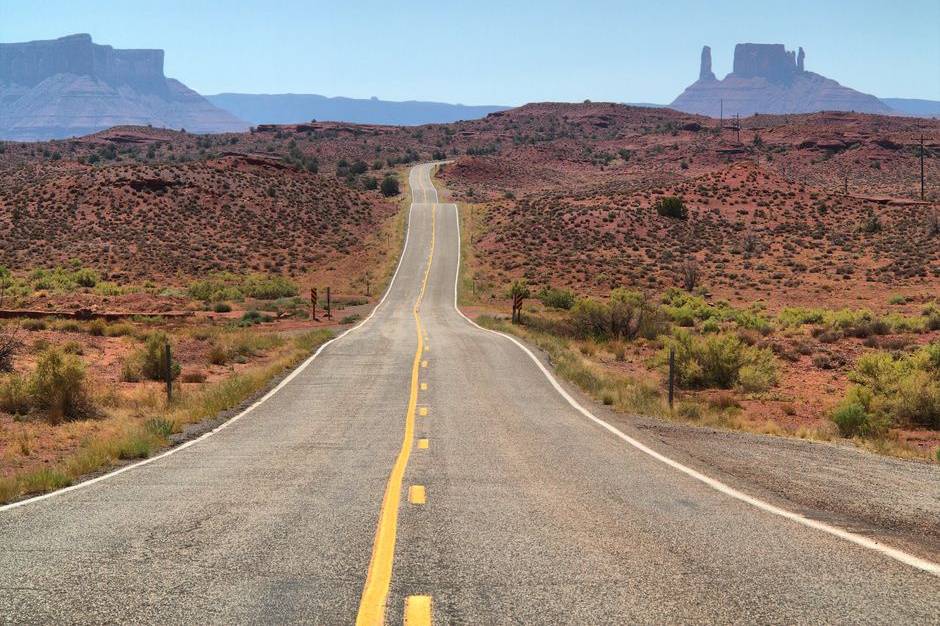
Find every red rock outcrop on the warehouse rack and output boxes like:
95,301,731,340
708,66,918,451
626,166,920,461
0,34,248,140
671,43,893,118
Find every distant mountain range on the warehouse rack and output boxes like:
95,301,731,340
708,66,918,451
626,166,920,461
0,35,936,141
0,34,247,141
205,93,508,126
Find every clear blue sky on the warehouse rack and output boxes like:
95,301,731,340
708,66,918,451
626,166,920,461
2,0,939,104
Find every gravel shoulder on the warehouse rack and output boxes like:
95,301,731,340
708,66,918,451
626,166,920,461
522,335,940,563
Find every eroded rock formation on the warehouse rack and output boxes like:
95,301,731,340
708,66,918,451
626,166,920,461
0,34,247,140
699,46,716,81
670,43,892,117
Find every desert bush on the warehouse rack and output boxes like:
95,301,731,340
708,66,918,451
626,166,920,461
188,273,297,302
28,266,100,292
654,196,688,220
537,287,576,310
212,302,232,313
922,302,940,331
664,330,777,391
123,332,180,382
678,259,699,291
241,274,298,300
831,401,882,437
778,307,825,327
381,175,400,197
840,342,940,429
21,319,46,332
0,374,30,415
237,310,274,327
181,370,207,383
28,348,96,422
570,290,668,341
207,331,282,365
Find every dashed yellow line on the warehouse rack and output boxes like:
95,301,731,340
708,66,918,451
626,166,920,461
356,204,436,625
418,438,429,449
404,595,432,626
418,407,428,417
408,485,427,505
420,383,427,391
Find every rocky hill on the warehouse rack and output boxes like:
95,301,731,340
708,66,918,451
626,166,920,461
671,44,892,118
0,34,247,141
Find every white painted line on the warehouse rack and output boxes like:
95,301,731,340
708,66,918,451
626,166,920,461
1,183,421,513
439,170,940,577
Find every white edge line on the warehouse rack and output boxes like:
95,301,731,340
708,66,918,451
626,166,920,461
438,173,940,577
0,178,420,513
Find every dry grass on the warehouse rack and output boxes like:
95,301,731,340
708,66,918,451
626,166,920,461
0,328,333,504
475,315,932,461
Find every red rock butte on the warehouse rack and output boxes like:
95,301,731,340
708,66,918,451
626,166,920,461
670,43,892,118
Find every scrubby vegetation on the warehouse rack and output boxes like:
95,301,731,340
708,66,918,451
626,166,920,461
0,348,95,422
833,343,940,436
188,272,299,302
664,330,777,393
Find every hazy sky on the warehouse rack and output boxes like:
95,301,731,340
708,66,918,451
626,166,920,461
2,0,939,104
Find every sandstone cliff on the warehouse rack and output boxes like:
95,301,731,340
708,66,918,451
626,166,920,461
671,43,893,118
0,34,247,140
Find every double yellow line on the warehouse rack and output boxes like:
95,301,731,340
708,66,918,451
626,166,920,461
356,197,436,625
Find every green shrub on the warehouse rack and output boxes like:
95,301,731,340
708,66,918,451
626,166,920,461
87,319,106,336
832,402,878,437
241,274,298,300
570,290,668,341
923,302,940,331
123,332,180,382
654,196,688,220
212,302,232,313
381,175,400,197
537,287,576,310
841,342,940,430
28,349,95,422
664,330,777,391
778,307,825,327
21,319,46,332
0,374,31,415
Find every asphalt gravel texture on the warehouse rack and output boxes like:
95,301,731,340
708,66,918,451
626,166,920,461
0,164,937,624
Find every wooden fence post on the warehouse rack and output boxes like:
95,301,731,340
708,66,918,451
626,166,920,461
164,342,173,402
668,347,675,411
311,288,318,321
326,287,332,320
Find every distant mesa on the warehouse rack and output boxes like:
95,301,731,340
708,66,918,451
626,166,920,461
0,34,247,141
671,43,893,117
205,93,509,127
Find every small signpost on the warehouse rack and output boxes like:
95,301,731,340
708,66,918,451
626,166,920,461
311,288,318,321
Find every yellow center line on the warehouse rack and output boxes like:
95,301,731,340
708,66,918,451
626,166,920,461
420,383,427,391
356,194,436,626
408,485,427,505
404,595,432,626
418,438,429,449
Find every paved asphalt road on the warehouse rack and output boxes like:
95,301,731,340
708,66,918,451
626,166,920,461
0,163,937,624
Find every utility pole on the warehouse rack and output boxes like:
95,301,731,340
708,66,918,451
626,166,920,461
844,173,848,196
921,134,926,201
719,99,723,130
736,113,740,144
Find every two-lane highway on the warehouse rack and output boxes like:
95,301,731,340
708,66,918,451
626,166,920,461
0,163,937,624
